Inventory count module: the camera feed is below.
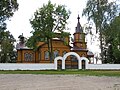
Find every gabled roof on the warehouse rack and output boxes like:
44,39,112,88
37,39,72,48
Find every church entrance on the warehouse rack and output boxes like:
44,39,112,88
71,55,78,69
65,55,78,69
65,56,70,69
81,60,86,69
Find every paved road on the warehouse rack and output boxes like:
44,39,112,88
0,74,120,90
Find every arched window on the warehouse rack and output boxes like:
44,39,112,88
29,53,33,61
24,53,33,61
54,50,59,58
45,51,49,60
39,52,41,60
80,35,82,40
24,53,28,61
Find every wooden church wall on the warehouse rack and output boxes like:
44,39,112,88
17,49,35,63
38,41,71,63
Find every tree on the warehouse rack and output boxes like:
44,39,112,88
0,31,16,63
27,1,70,62
103,14,120,63
0,0,18,63
0,0,18,30
82,0,119,63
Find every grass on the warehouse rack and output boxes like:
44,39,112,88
0,69,120,77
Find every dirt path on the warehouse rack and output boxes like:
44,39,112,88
0,74,120,90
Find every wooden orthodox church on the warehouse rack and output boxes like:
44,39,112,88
16,15,94,69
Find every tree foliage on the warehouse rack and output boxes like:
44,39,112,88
0,0,18,63
27,1,70,62
0,0,18,30
0,31,16,63
82,0,119,62
103,14,120,63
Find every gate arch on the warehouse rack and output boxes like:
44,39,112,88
54,56,63,70
54,52,89,70
80,57,89,69
62,52,81,69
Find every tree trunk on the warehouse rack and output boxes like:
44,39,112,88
50,38,53,63
47,38,53,63
100,30,104,63
47,38,51,62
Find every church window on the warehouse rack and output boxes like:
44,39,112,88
45,51,49,60
39,52,41,60
31,53,33,61
80,35,82,40
54,50,59,58
24,53,33,61
80,44,83,47
24,53,28,61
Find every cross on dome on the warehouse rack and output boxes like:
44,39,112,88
77,15,80,22
75,15,83,33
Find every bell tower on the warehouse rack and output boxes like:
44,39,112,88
72,15,88,56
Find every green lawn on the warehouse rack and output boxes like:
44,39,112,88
0,70,120,77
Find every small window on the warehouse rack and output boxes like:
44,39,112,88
54,50,59,58
45,51,49,60
39,52,41,60
80,35,82,40
29,53,33,61
80,44,83,47
24,53,28,61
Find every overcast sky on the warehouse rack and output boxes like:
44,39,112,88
7,0,88,39
6,0,100,54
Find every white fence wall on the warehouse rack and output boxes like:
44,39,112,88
0,63,120,70
87,64,120,70
0,63,55,70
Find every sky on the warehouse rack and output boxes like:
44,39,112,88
6,0,100,54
